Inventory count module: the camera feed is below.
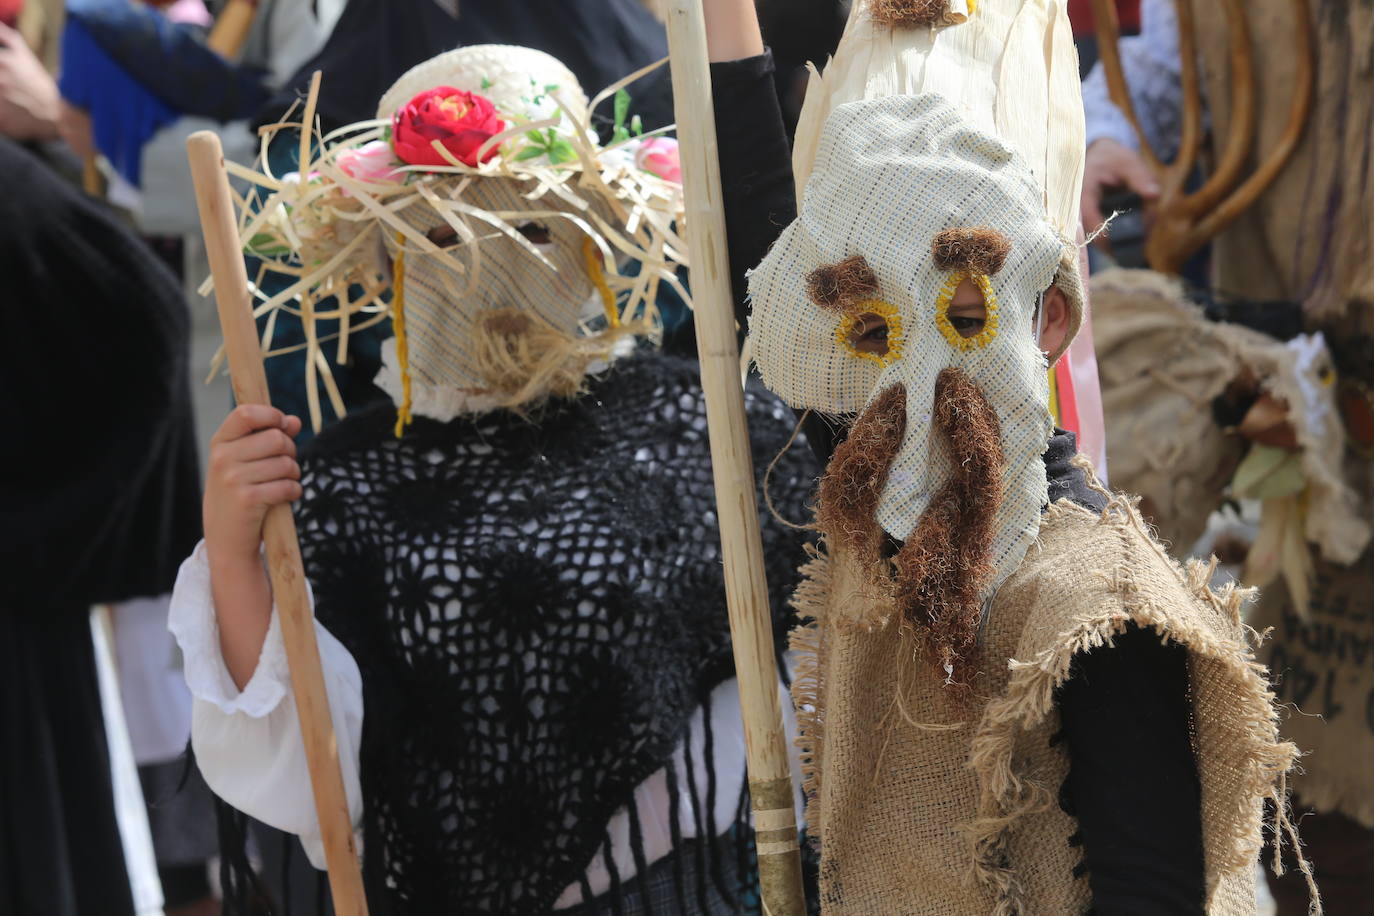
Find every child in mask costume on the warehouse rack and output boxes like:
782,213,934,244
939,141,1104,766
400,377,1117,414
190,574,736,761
702,0,1316,912
170,44,818,914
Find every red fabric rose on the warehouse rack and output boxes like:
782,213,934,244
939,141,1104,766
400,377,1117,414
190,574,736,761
391,87,506,168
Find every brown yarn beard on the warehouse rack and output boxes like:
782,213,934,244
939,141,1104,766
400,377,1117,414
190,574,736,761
817,384,907,574
817,369,1004,683
894,368,1004,681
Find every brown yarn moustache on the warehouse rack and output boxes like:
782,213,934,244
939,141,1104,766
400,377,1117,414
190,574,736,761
817,368,1004,681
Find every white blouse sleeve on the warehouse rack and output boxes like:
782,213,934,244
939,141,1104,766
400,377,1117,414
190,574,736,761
168,540,366,869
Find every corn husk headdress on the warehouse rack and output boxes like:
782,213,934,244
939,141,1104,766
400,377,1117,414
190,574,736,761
211,44,687,432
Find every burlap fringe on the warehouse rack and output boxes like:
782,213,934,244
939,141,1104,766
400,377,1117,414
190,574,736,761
789,543,834,844
966,493,1321,915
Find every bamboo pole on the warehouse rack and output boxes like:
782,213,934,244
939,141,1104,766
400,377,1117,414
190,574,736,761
186,129,370,916
661,3,806,913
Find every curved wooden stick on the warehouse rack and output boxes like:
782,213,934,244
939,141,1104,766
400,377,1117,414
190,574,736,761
661,2,806,913
1186,0,1314,247
186,129,370,916
1179,0,1255,218
1090,0,1163,171
1093,0,1315,275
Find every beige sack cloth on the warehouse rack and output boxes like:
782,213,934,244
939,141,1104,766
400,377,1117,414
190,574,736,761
1250,557,1374,829
792,493,1302,914
1092,268,1368,565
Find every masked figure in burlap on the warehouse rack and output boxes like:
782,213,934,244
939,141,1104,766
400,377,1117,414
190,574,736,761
697,0,1317,912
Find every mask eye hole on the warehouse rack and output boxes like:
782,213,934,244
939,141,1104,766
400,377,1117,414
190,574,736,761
426,224,459,248
836,299,903,366
847,312,891,355
516,222,554,246
934,271,1000,351
946,279,988,338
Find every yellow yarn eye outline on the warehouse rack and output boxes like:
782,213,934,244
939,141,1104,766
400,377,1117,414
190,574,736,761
836,298,904,367
934,270,999,351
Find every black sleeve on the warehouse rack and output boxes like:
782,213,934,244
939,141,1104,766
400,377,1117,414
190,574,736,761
710,51,797,337
709,52,849,466
1056,622,1206,915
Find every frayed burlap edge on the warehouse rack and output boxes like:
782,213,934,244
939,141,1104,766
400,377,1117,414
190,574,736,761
790,542,834,844
965,489,1321,916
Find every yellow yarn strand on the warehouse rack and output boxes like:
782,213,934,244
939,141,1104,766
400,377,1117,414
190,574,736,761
391,234,414,438
582,236,620,328
1047,364,1061,425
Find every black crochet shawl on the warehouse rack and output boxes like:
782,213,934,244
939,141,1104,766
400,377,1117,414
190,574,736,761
230,351,817,915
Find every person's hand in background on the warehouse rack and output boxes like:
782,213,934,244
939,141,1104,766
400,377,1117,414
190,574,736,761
1081,137,1159,247
0,20,58,141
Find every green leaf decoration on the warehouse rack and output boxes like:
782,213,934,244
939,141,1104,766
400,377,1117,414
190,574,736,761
514,146,548,162
246,232,290,257
1232,444,1307,501
544,83,560,94
548,139,577,164
481,76,492,90
613,88,631,133
630,115,643,137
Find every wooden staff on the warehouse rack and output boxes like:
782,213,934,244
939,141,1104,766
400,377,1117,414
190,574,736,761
661,3,806,913
186,130,370,916
206,0,259,59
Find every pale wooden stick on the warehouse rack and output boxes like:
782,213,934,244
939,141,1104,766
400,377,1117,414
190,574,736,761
206,0,258,59
661,3,806,913
186,130,370,916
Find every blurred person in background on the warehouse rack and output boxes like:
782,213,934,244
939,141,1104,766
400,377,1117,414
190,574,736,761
1081,2,1374,910
0,127,201,913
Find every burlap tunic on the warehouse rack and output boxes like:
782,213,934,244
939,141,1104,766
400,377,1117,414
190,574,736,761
792,496,1296,915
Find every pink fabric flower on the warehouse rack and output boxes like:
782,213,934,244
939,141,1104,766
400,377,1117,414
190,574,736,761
336,140,405,184
635,137,681,184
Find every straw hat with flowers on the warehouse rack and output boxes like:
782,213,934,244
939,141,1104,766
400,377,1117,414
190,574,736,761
216,44,686,433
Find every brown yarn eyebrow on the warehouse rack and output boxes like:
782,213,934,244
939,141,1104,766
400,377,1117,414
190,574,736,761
806,254,880,312
932,227,1013,276
869,0,951,27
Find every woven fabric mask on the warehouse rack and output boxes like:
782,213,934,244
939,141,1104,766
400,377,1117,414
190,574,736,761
749,93,1082,605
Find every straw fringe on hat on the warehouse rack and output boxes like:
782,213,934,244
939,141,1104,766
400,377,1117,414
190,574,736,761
206,44,686,432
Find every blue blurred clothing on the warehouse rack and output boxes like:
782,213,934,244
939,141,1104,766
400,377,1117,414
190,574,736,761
58,18,178,185
65,0,268,123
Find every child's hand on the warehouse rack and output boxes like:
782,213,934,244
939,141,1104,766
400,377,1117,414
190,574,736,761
203,405,303,568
